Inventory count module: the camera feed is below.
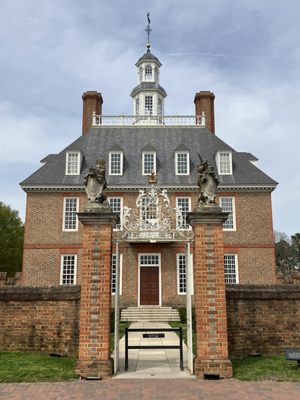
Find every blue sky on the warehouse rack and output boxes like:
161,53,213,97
0,0,299,235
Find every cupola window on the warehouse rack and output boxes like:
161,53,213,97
145,65,152,80
135,97,140,116
145,95,153,115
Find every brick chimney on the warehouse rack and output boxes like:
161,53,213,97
194,91,215,134
82,91,103,135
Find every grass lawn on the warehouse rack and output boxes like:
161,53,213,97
232,355,300,382
0,352,77,383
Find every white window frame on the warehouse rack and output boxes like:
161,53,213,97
176,197,191,229
65,151,81,175
111,254,123,295
142,151,156,175
60,254,77,285
219,196,236,231
145,64,153,81
224,254,239,284
138,253,161,306
144,95,153,115
216,151,233,175
62,197,79,232
175,151,190,175
177,253,194,295
107,197,123,229
109,151,123,176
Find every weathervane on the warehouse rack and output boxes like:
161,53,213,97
145,12,152,51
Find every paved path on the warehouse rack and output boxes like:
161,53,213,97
1,380,300,400
114,321,193,379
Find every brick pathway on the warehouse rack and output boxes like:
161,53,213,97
1,379,300,400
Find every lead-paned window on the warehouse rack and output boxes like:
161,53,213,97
220,197,236,230
142,151,156,175
66,151,80,175
176,197,191,229
60,255,77,285
175,151,189,175
224,254,238,284
145,65,152,80
109,152,123,175
63,198,78,231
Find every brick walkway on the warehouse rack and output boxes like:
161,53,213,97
1,379,300,400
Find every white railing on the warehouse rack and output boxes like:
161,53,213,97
92,112,206,127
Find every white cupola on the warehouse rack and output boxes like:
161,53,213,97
130,44,167,124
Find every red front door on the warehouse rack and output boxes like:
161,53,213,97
140,267,159,305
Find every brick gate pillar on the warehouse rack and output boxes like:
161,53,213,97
76,206,117,379
188,205,233,379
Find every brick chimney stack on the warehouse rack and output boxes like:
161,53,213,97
82,91,103,135
194,91,215,134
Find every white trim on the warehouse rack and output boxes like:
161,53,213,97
107,196,123,229
111,254,123,295
62,197,79,232
138,253,161,306
219,196,236,231
176,196,192,229
216,151,233,175
175,151,190,175
177,253,194,295
60,254,77,285
142,151,156,175
65,151,81,175
224,254,239,284
109,151,123,175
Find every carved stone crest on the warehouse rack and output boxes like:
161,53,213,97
197,158,219,206
83,158,108,204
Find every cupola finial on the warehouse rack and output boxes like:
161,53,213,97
145,12,152,52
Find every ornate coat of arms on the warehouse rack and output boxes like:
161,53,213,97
197,159,219,206
83,158,107,203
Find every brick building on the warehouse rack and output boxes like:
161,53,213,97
20,44,277,308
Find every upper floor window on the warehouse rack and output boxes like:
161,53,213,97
158,98,163,116
60,254,77,285
145,95,153,115
175,151,190,175
108,197,123,227
224,254,239,284
63,197,79,231
154,67,159,82
139,67,143,82
216,151,232,175
111,254,123,295
135,97,140,116
109,151,123,175
66,151,80,175
140,197,158,226
220,197,236,230
145,65,152,80
142,151,156,175
176,197,191,229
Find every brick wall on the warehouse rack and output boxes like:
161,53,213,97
0,286,80,355
226,284,300,357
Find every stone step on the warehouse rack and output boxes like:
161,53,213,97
120,307,180,322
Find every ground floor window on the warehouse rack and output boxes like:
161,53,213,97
177,253,194,295
111,254,122,295
60,254,77,285
224,254,239,283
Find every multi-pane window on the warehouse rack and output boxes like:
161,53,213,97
140,197,157,225
63,198,78,231
177,254,186,294
139,67,143,82
140,254,160,266
111,254,122,295
175,152,189,175
135,97,140,116
145,65,152,80
60,255,77,285
224,254,238,284
158,98,163,116
176,197,191,229
108,197,123,227
142,151,156,175
220,197,235,230
217,151,232,175
66,151,80,175
145,96,153,115
109,152,123,175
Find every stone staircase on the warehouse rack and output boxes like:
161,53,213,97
120,306,180,322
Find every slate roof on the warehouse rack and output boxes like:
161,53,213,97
136,51,161,67
130,82,167,98
20,126,277,190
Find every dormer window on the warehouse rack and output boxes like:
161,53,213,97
142,151,156,175
109,151,123,175
175,151,190,175
216,151,232,175
145,65,152,80
65,151,80,175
